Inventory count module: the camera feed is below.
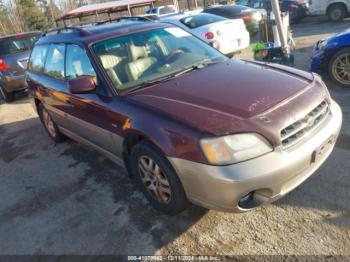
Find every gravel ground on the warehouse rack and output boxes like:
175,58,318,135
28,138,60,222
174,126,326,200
0,16,349,256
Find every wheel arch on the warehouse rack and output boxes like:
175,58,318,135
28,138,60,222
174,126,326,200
325,45,350,70
327,2,348,15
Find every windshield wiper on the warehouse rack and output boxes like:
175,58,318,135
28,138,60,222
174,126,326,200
124,59,223,94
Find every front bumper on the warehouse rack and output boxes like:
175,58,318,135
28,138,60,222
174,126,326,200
169,101,342,212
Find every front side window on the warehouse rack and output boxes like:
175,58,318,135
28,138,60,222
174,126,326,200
28,45,49,73
93,27,225,91
180,14,226,29
65,45,96,80
44,44,65,80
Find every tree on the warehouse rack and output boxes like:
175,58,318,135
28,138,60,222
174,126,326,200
17,0,48,30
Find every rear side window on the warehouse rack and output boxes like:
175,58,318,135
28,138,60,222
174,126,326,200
204,8,226,17
44,44,65,80
180,14,226,29
0,34,40,56
28,45,48,73
65,45,96,80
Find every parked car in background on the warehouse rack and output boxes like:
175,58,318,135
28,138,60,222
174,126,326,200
236,0,309,23
27,19,342,215
311,29,350,87
202,4,265,36
0,32,40,102
160,13,250,55
146,5,178,17
308,0,350,21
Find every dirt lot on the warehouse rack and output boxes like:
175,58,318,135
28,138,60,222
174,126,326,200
0,16,349,256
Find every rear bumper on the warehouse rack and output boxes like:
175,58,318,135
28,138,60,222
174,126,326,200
168,100,342,212
0,73,27,93
218,31,250,55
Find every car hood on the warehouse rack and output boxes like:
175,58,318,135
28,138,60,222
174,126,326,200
127,59,314,135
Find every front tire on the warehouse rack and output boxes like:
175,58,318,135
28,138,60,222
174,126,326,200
0,86,14,102
328,48,350,88
130,140,189,215
328,4,346,22
38,103,64,142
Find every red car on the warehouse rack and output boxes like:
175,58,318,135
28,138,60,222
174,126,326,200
27,19,342,215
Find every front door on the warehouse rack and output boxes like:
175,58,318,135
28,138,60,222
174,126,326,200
63,44,123,157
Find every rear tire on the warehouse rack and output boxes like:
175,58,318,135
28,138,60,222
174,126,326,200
38,103,64,142
130,140,189,215
328,4,346,22
328,48,350,88
0,86,15,102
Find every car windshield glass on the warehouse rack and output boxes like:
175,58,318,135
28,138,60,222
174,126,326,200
93,27,226,91
0,34,39,55
180,14,225,29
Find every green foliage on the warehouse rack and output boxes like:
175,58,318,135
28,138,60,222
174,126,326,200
18,0,48,30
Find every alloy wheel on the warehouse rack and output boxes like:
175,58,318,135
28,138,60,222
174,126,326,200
332,53,350,85
138,155,172,204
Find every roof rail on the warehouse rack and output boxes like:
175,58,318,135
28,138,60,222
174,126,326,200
95,16,153,25
42,26,90,37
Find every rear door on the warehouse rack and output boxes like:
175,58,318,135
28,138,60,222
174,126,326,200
0,33,40,76
39,44,72,128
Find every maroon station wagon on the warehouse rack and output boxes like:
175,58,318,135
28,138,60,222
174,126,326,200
27,19,342,214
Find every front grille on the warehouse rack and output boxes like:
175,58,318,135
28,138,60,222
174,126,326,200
280,100,329,148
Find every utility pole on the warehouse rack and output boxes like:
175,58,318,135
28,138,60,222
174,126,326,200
270,0,288,55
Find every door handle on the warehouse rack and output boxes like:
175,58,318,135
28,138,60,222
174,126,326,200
66,100,72,105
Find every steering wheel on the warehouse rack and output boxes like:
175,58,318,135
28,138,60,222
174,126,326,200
166,49,185,63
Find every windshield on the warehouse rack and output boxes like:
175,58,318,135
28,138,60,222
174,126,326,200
93,27,226,91
0,34,40,56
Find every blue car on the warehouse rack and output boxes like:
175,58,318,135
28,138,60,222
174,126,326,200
311,29,350,87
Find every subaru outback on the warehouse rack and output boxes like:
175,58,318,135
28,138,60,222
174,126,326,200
27,19,342,215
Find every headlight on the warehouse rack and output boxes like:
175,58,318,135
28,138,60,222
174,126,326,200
200,133,273,165
318,40,328,51
313,73,331,100
318,39,338,51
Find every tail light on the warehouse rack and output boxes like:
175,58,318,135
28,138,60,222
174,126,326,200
260,50,268,58
205,32,214,40
241,13,251,21
0,59,9,71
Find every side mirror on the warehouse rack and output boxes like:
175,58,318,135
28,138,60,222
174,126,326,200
68,76,96,94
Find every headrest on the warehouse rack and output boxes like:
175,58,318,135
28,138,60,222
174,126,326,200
99,55,122,69
129,45,148,61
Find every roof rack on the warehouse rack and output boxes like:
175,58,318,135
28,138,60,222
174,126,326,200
42,26,90,37
95,16,153,25
42,16,153,37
